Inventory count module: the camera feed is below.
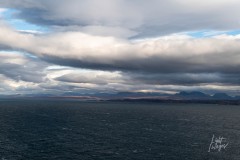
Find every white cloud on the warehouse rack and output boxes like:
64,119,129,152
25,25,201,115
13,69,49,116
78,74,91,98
0,8,6,12
0,24,240,74
0,8,6,17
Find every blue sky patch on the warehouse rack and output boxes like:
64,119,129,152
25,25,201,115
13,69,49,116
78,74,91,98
2,8,48,33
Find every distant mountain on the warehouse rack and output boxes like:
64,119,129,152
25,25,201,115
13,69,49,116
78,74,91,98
235,96,240,100
106,91,240,105
212,93,233,100
114,92,168,98
0,94,22,98
174,91,210,100
1,91,239,102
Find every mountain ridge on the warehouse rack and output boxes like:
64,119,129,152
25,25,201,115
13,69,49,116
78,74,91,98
1,91,239,100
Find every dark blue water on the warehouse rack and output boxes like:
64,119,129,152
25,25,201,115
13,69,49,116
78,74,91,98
0,100,239,160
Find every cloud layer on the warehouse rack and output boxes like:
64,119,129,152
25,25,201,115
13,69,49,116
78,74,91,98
0,1,240,95
1,0,240,37
0,25,240,74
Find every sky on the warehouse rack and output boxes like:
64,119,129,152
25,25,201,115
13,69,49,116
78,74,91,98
0,0,240,96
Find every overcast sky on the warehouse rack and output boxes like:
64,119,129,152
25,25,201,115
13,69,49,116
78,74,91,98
0,0,240,96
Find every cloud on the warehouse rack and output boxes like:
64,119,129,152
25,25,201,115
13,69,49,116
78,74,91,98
55,70,123,85
1,0,240,37
0,50,239,95
0,1,240,96
0,8,6,15
52,25,138,38
0,51,48,83
126,73,240,86
0,25,240,75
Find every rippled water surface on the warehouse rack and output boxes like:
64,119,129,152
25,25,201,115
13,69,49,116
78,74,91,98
0,100,240,159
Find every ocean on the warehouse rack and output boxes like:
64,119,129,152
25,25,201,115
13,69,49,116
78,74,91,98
0,100,239,160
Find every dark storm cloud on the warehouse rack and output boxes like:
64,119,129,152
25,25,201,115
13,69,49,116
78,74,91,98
41,53,240,75
54,70,240,88
125,73,240,86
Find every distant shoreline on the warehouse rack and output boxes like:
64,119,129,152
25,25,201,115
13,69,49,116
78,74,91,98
0,97,239,105
105,99,240,105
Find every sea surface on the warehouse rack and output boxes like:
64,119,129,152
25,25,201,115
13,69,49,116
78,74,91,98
0,100,239,160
